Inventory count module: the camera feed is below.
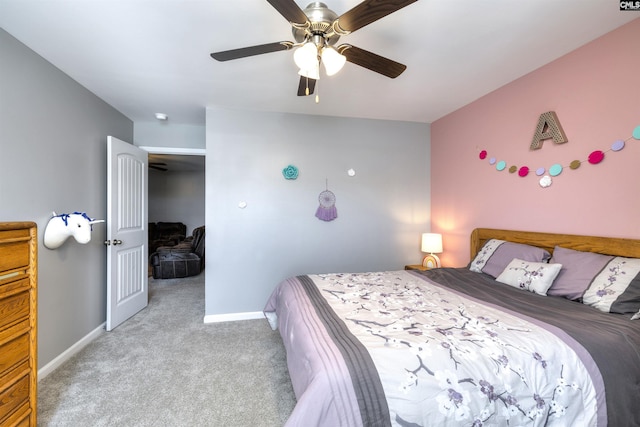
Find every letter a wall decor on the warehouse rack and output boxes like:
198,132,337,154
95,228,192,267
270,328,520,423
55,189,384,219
530,111,568,150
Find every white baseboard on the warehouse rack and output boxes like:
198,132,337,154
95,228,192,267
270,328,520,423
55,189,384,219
39,314,265,379
203,311,264,323
38,322,105,381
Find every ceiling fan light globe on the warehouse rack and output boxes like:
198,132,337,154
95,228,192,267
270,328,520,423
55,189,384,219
321,47,346,76
298,66,320,80
293,42,318,70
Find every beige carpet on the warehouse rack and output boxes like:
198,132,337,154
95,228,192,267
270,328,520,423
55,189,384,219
38,273,296,426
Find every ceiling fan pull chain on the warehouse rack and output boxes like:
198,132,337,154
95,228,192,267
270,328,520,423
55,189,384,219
316,58,321,103
305,77,310,96
315,78,320,104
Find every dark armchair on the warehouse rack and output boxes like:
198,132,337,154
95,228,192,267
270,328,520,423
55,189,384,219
150,225,205,279
148,222,187,255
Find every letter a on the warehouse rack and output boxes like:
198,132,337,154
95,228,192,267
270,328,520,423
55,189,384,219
530,111,568,150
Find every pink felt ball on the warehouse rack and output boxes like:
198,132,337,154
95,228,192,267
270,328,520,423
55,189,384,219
588,150,604,164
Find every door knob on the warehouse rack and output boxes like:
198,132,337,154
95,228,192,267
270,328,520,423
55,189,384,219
113,239,123,245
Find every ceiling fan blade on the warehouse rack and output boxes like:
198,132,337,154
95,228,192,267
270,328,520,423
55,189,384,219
337,44,407,78
297,76,316,96
332,0,418,34
211,41,294,61
266,0,309,26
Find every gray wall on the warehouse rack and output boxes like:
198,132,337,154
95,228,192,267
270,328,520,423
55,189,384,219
0,29,133,368
148,167,206,235
136,121,206,235
206,107,431,316
135,121,205,149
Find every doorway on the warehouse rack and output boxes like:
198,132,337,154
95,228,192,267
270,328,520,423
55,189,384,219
142,147,206,279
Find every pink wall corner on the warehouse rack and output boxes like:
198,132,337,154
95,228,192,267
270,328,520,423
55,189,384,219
431,18,640,268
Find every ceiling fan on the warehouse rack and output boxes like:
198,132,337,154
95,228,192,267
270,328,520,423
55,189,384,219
149,162,168,172
210,0,417,98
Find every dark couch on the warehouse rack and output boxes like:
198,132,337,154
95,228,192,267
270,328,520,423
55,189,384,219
148,222,187,255
150,225,205,279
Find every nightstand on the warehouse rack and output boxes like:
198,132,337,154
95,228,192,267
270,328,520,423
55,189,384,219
405,264,431,271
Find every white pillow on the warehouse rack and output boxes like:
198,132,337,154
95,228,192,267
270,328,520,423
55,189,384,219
495,258,562,295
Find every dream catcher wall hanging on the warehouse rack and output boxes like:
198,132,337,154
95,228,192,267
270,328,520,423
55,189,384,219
315,181,337,222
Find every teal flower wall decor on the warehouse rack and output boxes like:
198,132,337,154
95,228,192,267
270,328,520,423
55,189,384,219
282,165,299,180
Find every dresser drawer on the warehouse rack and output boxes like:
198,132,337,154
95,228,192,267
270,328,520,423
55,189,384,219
0,288,30,333
0,369,30,425
13,411,32,427
0,235,30,275
0,333,29,377
0,223,36,427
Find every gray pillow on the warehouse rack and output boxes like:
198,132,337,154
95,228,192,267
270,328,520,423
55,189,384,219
547,246,613,300
470,239,551,278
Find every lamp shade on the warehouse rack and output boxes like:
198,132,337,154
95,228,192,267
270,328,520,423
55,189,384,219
321,46,346,76
294,42,318,71
298,64,320,80
421,233,442,268
421,233,443,254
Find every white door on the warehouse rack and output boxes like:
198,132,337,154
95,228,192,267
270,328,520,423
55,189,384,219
106,136,148,331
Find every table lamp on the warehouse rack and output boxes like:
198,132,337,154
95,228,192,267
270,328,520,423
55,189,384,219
421,233,443,268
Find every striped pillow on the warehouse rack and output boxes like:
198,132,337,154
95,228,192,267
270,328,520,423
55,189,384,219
582,256,640,317
469,239,551,278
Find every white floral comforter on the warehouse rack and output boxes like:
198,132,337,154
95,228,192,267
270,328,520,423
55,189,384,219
309,270,599,426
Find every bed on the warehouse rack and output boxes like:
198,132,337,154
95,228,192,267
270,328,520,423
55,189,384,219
264,228,640,426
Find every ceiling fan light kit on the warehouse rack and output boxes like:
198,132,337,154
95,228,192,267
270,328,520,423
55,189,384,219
298,65,320,80
321,46,346,76
210,0,417,97
293,41,318,69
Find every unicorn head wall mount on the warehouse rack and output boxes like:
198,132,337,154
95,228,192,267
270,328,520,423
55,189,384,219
44,211,105,249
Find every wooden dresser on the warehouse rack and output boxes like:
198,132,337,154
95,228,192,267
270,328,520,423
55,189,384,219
0,222,37,427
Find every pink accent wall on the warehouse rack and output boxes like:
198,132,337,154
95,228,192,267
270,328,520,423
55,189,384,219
431,18,640,267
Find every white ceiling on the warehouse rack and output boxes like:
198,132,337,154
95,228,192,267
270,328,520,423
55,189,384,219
0,1,636,126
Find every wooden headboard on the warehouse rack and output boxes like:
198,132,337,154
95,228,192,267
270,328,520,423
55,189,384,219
470,228,640,261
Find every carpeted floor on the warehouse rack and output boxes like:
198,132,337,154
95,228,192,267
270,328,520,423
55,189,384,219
38,273,296,426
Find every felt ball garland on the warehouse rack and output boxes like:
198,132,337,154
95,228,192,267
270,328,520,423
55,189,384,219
478,125,640,188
